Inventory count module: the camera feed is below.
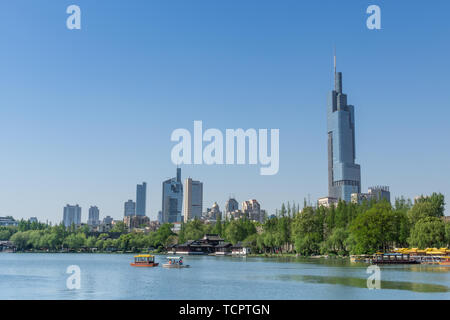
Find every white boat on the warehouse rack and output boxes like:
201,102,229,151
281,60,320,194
162,256,190,268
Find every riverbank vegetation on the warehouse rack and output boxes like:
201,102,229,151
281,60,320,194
2,193,449,255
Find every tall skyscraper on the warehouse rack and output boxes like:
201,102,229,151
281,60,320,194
162,168,183,223
87,206,100,226
124,200,136,217
136,182,147,216
63,204,81,228
183,178,203,222
327,55,361,202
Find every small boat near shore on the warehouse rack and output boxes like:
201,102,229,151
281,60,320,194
162,256,190,268
438,257,450,266
130,254,159,267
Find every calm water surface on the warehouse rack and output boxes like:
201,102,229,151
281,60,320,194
0,253,449,299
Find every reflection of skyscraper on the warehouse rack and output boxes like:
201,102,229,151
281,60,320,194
184,178,203,222
162,168,183,223
63,204,81,227
327,55,361,202
87,206,100,226
136,182,147,216
124,200,136,217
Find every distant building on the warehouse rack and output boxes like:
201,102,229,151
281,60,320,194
96,215,114,232
124,215,150,231
224,198,239,220
183,178,203,222
171,222,182,234
87,206,100,226
124,200,136,217
147,220,160,232
29,217,38,223
203,202,221,221
229,209,245,220
102,215,113,225
317,197,338,208
63,204,81,228
260,210,267,221
0,217,18,227
136,182,147,216
157,210,163,224
351,186,391,204
242,199,263,223
162,168,183,223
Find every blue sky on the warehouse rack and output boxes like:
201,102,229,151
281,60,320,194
0,1,449,223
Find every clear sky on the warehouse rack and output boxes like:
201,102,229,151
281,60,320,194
1,0,449,223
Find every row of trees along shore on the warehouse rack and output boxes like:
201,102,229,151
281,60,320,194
1,193,449,256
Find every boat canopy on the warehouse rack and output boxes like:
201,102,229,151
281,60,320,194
134,254,154,258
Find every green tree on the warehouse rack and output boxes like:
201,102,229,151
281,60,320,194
408,217,446,248
111,221,127,233
348,202,396,254
291,207,322,255
408,193,445,225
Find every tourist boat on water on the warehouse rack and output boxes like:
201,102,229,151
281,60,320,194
438,257,450,266
130,254,159,267
372,253,420,265
162,256,190,268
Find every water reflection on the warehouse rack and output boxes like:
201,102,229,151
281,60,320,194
276,274,449,293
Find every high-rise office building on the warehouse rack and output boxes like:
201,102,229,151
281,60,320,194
63,204,81,228
224,198,239,220
183,178,203,222
124,200,136,217
136,182,147,216
162,168,183,223
242,199,263,223
87,206,100,226
327,55,361,202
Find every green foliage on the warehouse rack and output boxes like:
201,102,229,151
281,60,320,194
225,219,256,245
408,193,445,225
291,207,323,255
183,219,207,241
408,217,446,249
348,202,398,254
6,193,447,255
111,221,127,233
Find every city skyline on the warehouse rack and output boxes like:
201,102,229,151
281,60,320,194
1,1,450,223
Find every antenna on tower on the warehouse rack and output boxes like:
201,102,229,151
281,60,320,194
334,45,337,76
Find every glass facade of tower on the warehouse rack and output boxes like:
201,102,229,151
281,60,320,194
136,182,146,216
124,199,136,217
63,204,81,227
327,71,361,202
162,168,183,223
87,206,100,226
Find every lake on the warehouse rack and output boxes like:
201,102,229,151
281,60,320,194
0,253,449,299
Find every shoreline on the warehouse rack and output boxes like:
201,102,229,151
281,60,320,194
2,250,350,259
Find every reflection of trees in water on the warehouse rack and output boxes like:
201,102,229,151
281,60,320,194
276,274,449,293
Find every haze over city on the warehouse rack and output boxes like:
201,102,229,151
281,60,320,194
1,1,449,224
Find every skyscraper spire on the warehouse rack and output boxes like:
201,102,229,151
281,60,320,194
334,46,337,77
334,47,342,93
